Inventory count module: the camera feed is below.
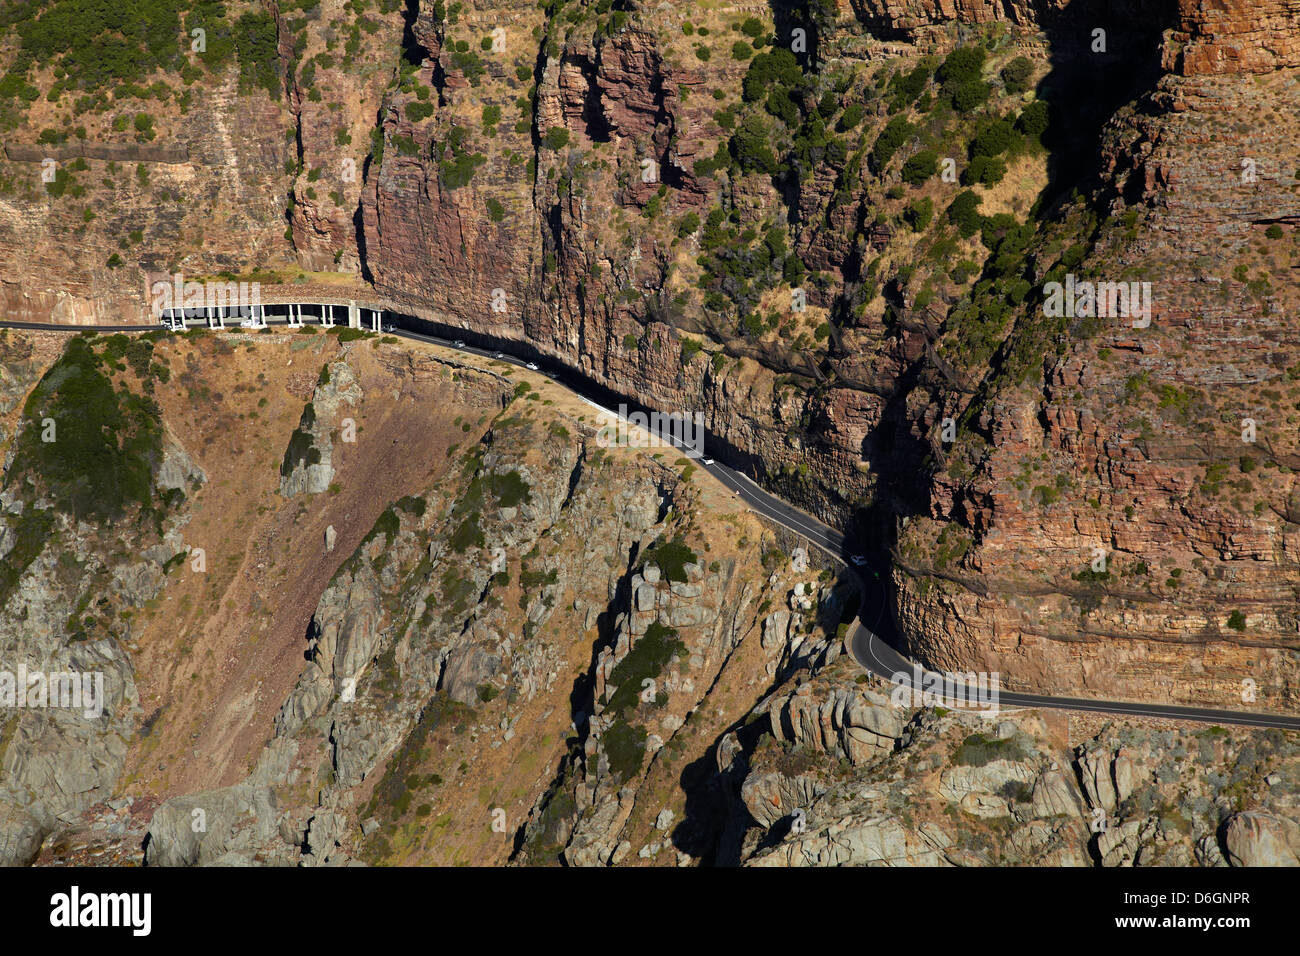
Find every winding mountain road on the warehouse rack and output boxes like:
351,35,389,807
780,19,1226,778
4,312,1298,731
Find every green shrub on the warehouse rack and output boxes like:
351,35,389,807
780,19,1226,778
329,326,369,343
901,148,938,185
836,103,864,132
889,61,932,106
953,732,1027,767
765,88,798,125
741,48,801,103
1000,56,1033,94
730,112,779,174
405,100,434,122
905,196,934,230
971,119,1017,158
871,115,913,169
449,516,483,552
604,620,687,716
450,49,485,85
939,46,986,86
946,190,983,237
1016,101,1050,138
489,469,531,508
234,10,281,98
434,125,486,188
544,127,570,150
963,154,1006,186
639,534,697,583
0,508,54,608
951,80,989,112
602,719,648,783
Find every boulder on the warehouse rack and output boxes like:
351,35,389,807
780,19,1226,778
1224,811,1300,866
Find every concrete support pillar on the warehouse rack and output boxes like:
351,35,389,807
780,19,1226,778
348,300,360,329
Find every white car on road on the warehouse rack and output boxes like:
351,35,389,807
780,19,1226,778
525,362,539,371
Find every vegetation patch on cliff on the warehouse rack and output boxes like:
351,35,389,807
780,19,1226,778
8,334,164,524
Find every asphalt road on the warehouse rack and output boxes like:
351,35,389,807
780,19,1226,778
5,313,1299,731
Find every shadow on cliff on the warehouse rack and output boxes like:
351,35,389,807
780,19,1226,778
1032,0,1178,215
841,0,1181,661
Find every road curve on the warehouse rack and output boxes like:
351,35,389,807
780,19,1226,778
4,314,1299,731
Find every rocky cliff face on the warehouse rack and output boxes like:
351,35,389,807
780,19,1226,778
1,0,1298,709
725,656,1300,867
0,330,200,863
0,326,1294,867
96,330,855,867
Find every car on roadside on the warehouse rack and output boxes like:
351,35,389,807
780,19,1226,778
453,339,466,348
381,323,397,333
701,458,715,465
239,317,258,329
494,352,506,359
849,554,868,566
525,362,539,371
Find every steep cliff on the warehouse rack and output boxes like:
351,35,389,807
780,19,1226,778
1,0,1298,710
